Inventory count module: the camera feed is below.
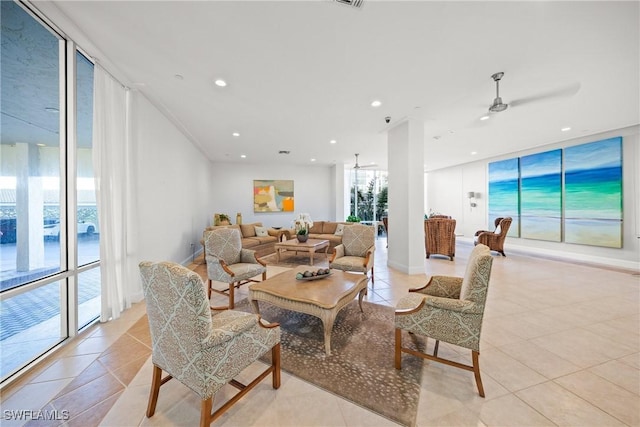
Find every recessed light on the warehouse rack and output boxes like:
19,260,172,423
278,150,290,155
240,154,246,158
471,151,478,155
310,158,316,162
480,115,490,121
232,132,240,137
561,127,571,132
330,139,337,144
37,143,46,147
214,79,227,87
174,74,184,80
45,107,59,113
433,136,441,140
371,100,382,107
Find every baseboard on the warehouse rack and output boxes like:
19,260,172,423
457,237,639,272
181,248,203,267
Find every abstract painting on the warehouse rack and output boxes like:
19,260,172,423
520,149,562,241
564,137,622,248
488,158,520,237
253,180,294,212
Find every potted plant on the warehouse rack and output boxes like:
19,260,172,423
346,215,361,223
292,213,313,242
215,213,231,226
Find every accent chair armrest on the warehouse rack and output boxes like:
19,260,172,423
410,275,462,298
240,248,260,264
423,295,480,313
204,313,259,348
330,244,345,262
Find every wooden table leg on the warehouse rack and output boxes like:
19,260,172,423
310,248,315,266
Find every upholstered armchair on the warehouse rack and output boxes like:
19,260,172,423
424,217,456,260
329,223,376,283
204,227,266,309
474,216,512,256
139,261,281,427
395,244,493,397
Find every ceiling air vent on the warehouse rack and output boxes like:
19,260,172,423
334,0,364,9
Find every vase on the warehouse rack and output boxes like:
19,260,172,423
297,234,308,243
236,212,242,225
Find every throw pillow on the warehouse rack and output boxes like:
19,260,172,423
494,224,502,235
255,226,269,237
334,223,346,236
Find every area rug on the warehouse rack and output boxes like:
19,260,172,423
234,298,424,427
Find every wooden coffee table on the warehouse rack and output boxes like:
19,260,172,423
248,266,368,356
275,238,330,266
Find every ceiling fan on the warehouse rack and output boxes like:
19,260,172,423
487,71,581,113
353,153,377,169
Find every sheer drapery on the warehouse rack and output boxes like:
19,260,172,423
93,65,141,322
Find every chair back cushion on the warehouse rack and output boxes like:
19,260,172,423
459,244,493,309
343,224,375,257
204,227,242,265
139,261,212,390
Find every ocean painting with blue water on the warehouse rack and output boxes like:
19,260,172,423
564,137,622,248
488,158,519,237
520,149,562,241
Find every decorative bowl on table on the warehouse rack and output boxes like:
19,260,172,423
272,226,282,230
296,268,332,281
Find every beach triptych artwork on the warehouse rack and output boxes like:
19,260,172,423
488,137,622,248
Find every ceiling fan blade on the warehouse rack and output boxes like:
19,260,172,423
510,82,581,107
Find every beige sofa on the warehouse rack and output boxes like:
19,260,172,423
290,221,352,251
202,223,285,258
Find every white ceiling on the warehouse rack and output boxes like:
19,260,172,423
48,1,639,171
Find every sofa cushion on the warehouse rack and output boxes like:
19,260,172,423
250,235,278,244
314,234,343,244
241,238,260,248
308,221,324,234
240,222,262,238
322,222,338,234
334,223,346,236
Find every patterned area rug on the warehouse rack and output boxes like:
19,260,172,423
234,298,424,427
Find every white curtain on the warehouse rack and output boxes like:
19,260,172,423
93,65,141,322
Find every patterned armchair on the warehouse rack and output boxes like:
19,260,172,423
395,244,493,397
474,217,512,256
329,223,376,283
424,217,456,260
139,261,281,427
205,227,266,308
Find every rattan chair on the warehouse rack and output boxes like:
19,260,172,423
474,217,512,256
424,217,456,260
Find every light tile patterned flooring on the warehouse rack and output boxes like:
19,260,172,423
1,240,639,426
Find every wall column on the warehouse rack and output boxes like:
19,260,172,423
15,143,45,271
387,118,425,274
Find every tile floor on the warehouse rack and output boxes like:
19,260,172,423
1,240,638,426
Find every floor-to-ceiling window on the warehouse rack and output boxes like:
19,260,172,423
350,169,388,222
0,1,100,384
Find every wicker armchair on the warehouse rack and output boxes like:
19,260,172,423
474,217,512,256
424,217,456,260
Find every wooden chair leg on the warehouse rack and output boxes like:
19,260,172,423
207,280,212,300
229,282,235,309
200,397,212,427
433,340,440,357
394,328,402,369
371,266,374,284
272,343,281,389
472,350,485,397
146,365,162,417
262,271,267,281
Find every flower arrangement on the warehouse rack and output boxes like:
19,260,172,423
292,213,313,236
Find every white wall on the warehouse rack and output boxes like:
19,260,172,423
426,125,640,269
132,93,213,265
210,163,334,228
